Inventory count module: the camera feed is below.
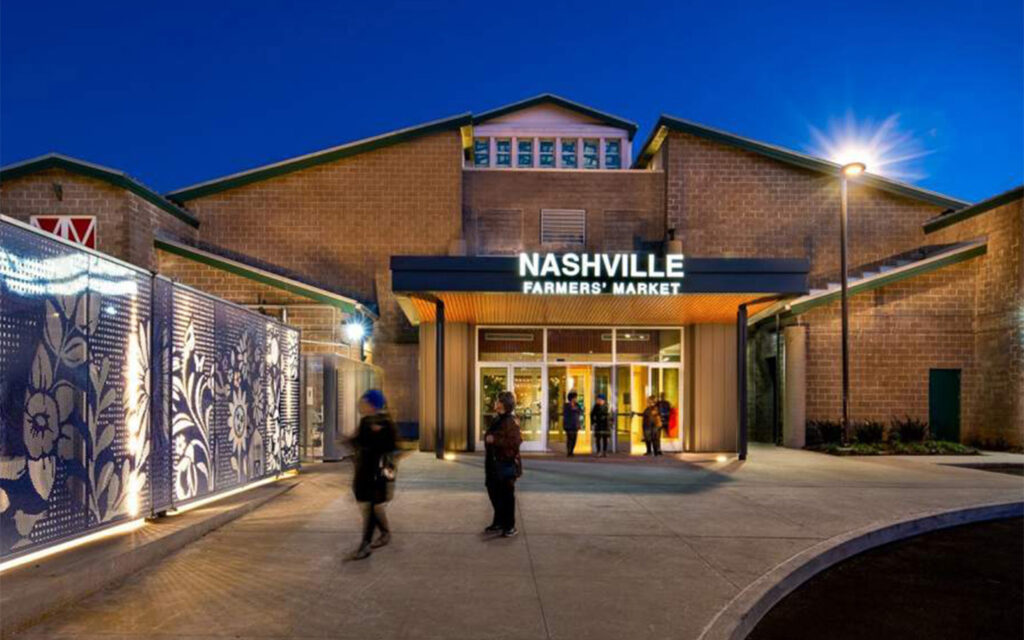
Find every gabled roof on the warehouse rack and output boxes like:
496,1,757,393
634,115,970,210
166,112,472,202
923,185,1023,234
472,93,639,140
0,153,199,228
155,235,376,318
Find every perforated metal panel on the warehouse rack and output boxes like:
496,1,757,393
0,218,302,559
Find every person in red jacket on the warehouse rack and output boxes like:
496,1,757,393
483,391,523,537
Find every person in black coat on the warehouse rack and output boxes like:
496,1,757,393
349,389,397,560
563,390,582,457
484,391,523,537
591,394,611,457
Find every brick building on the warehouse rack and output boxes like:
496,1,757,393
2,94,1020,455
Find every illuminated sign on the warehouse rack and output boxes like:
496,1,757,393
518,252,685,295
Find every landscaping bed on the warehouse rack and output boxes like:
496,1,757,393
804,418,980,456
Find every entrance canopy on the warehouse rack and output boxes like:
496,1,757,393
391,255,809,325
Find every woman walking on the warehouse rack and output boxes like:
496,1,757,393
591,394,611,457
349,389,397,560
484,391,523,537
642,395,663,456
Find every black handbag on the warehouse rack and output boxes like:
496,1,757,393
377,453,397,501
497,459,518,481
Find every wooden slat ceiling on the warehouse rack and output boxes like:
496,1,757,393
406,293,776,325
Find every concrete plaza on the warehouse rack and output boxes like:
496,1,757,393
12,445,1024,640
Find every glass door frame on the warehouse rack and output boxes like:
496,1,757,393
476,362,549,451
475,326,685,454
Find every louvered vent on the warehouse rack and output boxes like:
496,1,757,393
541,209,586,245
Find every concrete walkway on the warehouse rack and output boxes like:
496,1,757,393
13,445,1024,640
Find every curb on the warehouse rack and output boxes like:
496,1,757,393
698,500,1024,640
0,479,299,639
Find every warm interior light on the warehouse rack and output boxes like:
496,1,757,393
841,162,866,176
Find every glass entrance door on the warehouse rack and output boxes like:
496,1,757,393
513,366,545,451
479,366,508,443
650,365,681,451
547,365,593,454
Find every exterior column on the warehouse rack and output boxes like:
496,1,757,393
737,305,749,460
435,299,445,459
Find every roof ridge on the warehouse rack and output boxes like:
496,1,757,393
635,114,970,210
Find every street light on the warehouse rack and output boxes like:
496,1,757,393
839,162,866,441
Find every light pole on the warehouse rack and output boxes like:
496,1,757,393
839,161,865,441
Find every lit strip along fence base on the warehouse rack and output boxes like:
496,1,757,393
0,217,301,561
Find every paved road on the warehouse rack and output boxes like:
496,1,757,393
15,446,1024,640
750,517,1024,640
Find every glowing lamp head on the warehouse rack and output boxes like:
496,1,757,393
344,320,366,343
716,454,729,463
841,162,866,177
443,452,457,461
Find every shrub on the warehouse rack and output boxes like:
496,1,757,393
890,416,928,443
815,419,844,444
853,420,886,445
805,422,822,448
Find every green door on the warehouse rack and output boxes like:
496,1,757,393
928,369,961,442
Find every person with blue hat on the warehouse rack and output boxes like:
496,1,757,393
591,393,612,457
348,389,397,560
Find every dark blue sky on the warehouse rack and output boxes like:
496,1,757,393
2,0,1021,201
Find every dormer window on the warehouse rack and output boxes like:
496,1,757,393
495,139,512,167
468,96,636,170
473,138,489,167
605,139,621,169
517,139,534,167
561,139,578,168
582,139,600,169
539,139,555,167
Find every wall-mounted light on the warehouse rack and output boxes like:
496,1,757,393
344,319,366,343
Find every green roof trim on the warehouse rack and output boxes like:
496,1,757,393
472,94,639,140
167,112,472,202
155,237,375,318
0,153,200,228
923,185,1023,234
635,115,970,210
780,240,987,318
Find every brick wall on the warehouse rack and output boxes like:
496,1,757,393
463,169,665,254
176,131,464,425
157,248,365,356
927,197,1023,445
799,197,1022,445
663,132,946,284
1,168,196,270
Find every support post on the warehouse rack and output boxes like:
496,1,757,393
435,299,445,459
839,174,851,441
737,305,749,460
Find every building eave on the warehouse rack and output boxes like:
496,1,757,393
923,185,1023,234
166,112,472,202
749,239,988,325
0,153,200,228
634,115,970,210
154,236,376,319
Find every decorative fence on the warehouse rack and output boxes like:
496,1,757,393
0,218,300,560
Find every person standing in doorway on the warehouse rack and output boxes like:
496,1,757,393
484,391,523,537
657,393,672,451
349,389,397,560
642,395,663,456
563,390,582,457
591,394,611,457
